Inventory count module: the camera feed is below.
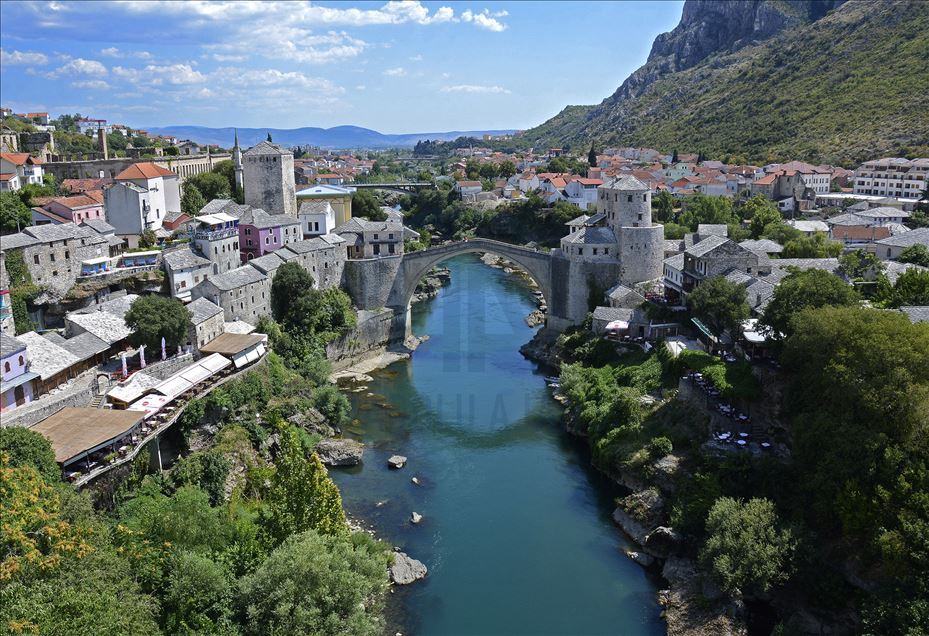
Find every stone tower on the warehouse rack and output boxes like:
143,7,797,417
598,175,663,284
242,140,296,217
232,129,244,192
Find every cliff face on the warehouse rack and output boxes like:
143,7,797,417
518,0,929,164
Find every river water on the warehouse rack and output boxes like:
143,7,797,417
331,254,664,636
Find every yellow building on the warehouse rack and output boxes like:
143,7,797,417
295,184,353,226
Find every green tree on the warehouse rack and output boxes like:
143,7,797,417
162,551,233,634
124,295,192,352
782,232,843,258
238,530,388,636
761,222,803,245
878,267,929,307
0,191,31,233
0,428,59,483
351,188,384,221
688,276,750,336
700,497,796,595
180,184,207,215
742,196,781,239
678,194,738,230
839,248,884,281
760,268,858,339
478,162,497,179
653,189,676,223
270,262,315,328
671,149,679,163
138,228,158,248
186,171,232,201
498,160,516,178
261,426,347,546
588,142,597,167
897,244,929,267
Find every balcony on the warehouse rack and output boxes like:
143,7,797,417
192,227,238,241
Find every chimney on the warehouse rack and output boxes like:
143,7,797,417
98,127,108,160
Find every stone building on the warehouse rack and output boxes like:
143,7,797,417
190,264,271,324
162,246,212,302
238,206,301,261
278,237,346,289
1,223,110,296
334,217,409,259
186,297,225,351
298,200,336,237
295,184,353,226
663,236,761,304
243,141,296,217
41,152,232,184
190,207,242,275
105,162,180,241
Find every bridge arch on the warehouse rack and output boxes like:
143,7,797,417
387,238,553,313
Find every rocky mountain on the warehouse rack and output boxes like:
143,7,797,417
519,0,929,165
145,125,518,150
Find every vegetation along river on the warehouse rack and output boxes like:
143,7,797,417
331,254,665,636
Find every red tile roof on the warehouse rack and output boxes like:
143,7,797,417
831,226,891,241
0,173,15,182
115,162,176,180
46,194,103,210
1,152,43,165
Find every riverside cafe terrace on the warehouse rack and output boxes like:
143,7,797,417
35,353,234,482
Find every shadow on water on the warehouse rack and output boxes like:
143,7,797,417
331,254,664,636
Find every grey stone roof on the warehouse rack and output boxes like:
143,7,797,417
788,220,830,233
248,252,285,274
163,247,211,271
55,332,109,361
1,233,40,250
857,206,909,218
685,234,729,257
773,258,841,274
739,239,784,254
81,218,114,235
275,247,301,262
66,311,132,344
24,222,105,245
562,226,616,245
606,175,648,191
206,264,267,291
593,306,635,322
697,224,729,237
664,239,684,254
319,233,346,246
197,199,235,216
299,200,332,215
584,212,607,226
243,140,291,156
16,331,80,380
75,293,139,319
239,207,300,229
287,237,331,255
0,333,26,358
187,297,224,324
664,253,685,270
827,213,868,226
900,306,929,324
884,261,928,284
566,214,590,227
876,227,929,248
334,217,394,233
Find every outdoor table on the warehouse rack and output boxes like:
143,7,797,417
737,440,747,446
738,415,749,421
761,442,771,449
739,432,748,438
119,445,130,452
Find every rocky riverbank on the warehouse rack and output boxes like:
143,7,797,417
520,332,748,636
479,252,548,327
411,266,451,304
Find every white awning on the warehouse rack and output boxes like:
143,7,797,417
128,394,171,418
606,320,629,331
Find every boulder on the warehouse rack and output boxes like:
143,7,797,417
644,526,682,558
410,512,423,524
315,438,364,466
389,551,428,585
289,408,335,437
388,455,407,469
624,550,655,568
411,476,420,485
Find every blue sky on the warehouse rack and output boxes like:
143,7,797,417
0,1,683,133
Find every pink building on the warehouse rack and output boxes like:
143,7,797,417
238,207,301,261
1,333,37,412
42,193,106,224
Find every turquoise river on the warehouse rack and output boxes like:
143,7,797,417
330,254,664,636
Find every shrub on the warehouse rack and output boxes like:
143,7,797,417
0,427,59,482
648,436,673,458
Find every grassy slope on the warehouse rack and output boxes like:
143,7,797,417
520,1,929,165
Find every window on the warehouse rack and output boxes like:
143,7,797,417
577,248,583,255
627,195,632,202
373,244,381,255
18,355,24,366
388,233,394,240
247,239,253,247
592,248,598,255
373,233,379,240
265,237,270,245
180,280,187,288
34,254,40,265
50,253,56,262
638,214,642,221
389,244,395,254
3,362,9,373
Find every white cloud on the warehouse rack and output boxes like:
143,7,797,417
113,63,205,85
383,66,407,77
409,54,423,62
460,9,507,32
99,47,153,60
209,53,247,62
1,49,50,65
72,80,110,90
441,84,510,94
46,58,108,78
355,85,367,91
100,47,120,57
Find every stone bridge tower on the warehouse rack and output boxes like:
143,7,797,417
243,139,296,217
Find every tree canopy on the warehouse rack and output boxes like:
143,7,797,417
761,268,858,339
687,276,750,336
0,428,59,482
180,185,207,216
897,243,929,267
351,189,385,221
185,172,231,202
0,192,31,233
781,232,843,258
124,295,192,352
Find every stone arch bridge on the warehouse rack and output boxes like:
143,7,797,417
342,238,620,341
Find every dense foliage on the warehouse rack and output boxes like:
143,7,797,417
687,276,750,337
270,262,357,345
760,268,859,339
124,295,192,352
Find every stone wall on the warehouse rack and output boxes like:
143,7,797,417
325,307,408,371
343,256,403,310
551,251,622,326
618,224,664,284
244,154,296,217
2,384,97,429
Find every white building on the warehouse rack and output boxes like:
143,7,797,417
298,200,336,237
162,247,212,302
771,161,832,194
1,152,45,189
853,157,929,200
104,162,180,240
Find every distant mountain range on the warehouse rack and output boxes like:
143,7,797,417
519,0,929,165
144,125,519,150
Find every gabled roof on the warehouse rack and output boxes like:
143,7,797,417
561,226,616,245
115,162,176,180
81,218,115,234
187,297,224,324
295,184,354,197
875,227,929,248
0,333,26,358
203,265,267,291
606,175,648,191
162,247,211,271
1,152,43,166
248,252,285,274
299,200,334,215
197,199,235,216
685,234,730,257
739,239,784,254
664,253,685,270
239,207,300,229
16,331,81,380
243,140,291,156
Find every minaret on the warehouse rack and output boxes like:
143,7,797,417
233,128,244,192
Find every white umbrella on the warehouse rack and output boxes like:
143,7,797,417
161,336,166,361
139,345,146,369
121,353,128,377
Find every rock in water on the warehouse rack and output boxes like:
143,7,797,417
388,455,407,469
411,512,423,524
389,551,427,585
625,550,655,568
315,438,364,466
411,476,420,485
